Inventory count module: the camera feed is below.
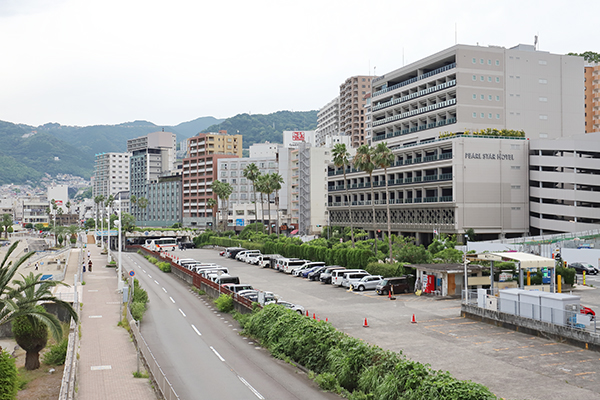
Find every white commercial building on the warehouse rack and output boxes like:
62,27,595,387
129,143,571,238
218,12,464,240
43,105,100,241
328,43,584,244
529,132,600,235
316,97,340,147
47,184,69,212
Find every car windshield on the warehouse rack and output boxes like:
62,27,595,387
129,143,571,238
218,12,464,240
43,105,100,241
380,279,389,286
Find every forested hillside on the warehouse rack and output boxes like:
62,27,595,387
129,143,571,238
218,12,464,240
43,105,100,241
201,110,318,147
0,121,93,184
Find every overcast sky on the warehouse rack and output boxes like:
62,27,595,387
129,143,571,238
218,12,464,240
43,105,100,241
1,0,598,127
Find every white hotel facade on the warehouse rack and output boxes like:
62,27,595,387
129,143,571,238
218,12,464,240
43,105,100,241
327,43,585,244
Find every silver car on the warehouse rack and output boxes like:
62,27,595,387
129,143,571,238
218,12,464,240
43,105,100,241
351,275,383,291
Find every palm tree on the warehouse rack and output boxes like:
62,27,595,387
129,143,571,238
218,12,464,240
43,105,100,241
373,142,395,261
332,143,354,247
211,181,233,231
268,173,284,235
353,145,377,241
0,242,77,369
2,214,11,239
94,195,104,233
243,163,261,232
205,198,217,230
137,197,148,224
255,174,269,233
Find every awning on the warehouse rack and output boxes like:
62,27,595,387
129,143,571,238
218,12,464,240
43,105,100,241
290,229,298,235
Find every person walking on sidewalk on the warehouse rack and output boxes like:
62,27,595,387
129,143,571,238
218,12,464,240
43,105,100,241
87,250,91,259
88,259,93,272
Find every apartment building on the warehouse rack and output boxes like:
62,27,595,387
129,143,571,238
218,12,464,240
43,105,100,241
328,43,584,244
92,152,130,200
316,97,340,147
22,198,50,226
585,63,600,133
145,171,181,227
182,131,241,227
340,75,373,148
529,132,600,235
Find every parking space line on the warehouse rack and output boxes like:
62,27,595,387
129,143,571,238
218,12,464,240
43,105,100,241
574,371,596,376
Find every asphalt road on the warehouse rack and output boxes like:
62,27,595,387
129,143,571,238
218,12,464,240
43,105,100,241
173,247,600,400
121,252,340,400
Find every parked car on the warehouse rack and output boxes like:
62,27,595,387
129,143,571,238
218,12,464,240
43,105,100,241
341,272,371,288
228,248,247,259
581,305,596,320
280,258,309,274
219,250,225,256
266,300,305,315
224,247,243,257
236,250,261,262
246,254,262,265
376,275,413,295
301,266,323,279
292,262,325,277
332,269,367,286
569,262,598,275
256,254,282,268
307,266,328,281
319,266,345,284
238,290,276,304
227,284,254,293
351,275,383,291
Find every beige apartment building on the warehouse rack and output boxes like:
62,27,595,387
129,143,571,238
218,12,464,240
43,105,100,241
340,75,372,148
584,63,600,132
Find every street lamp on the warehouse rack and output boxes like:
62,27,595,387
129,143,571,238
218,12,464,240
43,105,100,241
100,206,104,251
115,198,123,291
463,234,468,303
107,206,112,263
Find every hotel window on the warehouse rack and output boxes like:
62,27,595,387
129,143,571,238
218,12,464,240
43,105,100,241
480,113,485,118
496,114,500,119
495,77,500,83
480,76,484,81
495,60,500,66
488,113,492,119
488,59,492,65
539,97,548,102
473,112,477,118
488,95,492,101
539,115,548,120
472,75,477,81
480,94,484,100
539,78,547,84
472,94,477,99
496,95,500,101
488,77,492,82
480,58,484,64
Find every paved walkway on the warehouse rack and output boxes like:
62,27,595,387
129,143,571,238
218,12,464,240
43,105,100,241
77,236,156,400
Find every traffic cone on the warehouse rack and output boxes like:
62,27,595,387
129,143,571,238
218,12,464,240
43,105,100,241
363,318,369,327
349,285,353,292
326,317,328,322
306,310,309,317
313,313,316,320
388,291,391,299
411,314,417,324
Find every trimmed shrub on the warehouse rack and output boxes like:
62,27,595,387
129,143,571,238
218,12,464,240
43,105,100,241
42,338,68,365
157,262,171,273
130,302,146,321
0,350,18,400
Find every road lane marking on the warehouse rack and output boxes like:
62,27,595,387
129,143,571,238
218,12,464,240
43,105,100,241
154,280,159,285
238,376,265,399
148,275,152,278
179,308,186,317
142,269,146,273
191,324,201,336
169,297,175,303
210,346,225,361
162,287,167,293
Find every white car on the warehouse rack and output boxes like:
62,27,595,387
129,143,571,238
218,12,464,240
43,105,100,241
351,275,383,291
266,300,305,315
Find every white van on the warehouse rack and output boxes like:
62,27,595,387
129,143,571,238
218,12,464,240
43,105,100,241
236,250,261,262
341,272,371,288
282,259,310,274
332,269,367,286
275,257,299,271
195,266,228,276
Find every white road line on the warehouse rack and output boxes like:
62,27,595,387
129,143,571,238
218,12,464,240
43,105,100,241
238,376,265,399
210,346,225,362
191,324,201,336
142,269,146,273
162,287,167,293
169,296,175,303
154,280,159,285
148,275,152,278
179,308,186,317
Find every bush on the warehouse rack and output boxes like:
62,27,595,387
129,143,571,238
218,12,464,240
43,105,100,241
146,256,158,265
315,372,340,392
130,302,146,321
364,262,407,278
157,262,171,273
43,338,68,365
214,294,234,313
0,350,18,400
132,279,148,304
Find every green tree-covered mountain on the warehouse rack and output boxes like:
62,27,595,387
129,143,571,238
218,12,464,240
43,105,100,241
201,110,318,148
172,116,224,137
0,121,93,184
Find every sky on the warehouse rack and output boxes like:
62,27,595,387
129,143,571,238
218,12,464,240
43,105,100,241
1,0,598,127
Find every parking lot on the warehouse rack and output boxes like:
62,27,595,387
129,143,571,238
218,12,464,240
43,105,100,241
174,247,600,400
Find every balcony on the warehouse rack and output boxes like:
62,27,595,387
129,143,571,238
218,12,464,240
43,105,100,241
373,79,456,112
373,98,456,127
373,117,457,141
373,63,456,97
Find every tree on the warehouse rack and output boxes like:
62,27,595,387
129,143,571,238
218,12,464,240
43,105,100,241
211,181,233,231
1,214,11,239
373,142,394,261
255,174,269,232
206,198,217,230
332,143,354,247
94,195,104,232
1,244,77,369
567,51,600,63
269,172,284,235
136,197,148,224
243,163,261,233
12,305,48,371
353,145,376,243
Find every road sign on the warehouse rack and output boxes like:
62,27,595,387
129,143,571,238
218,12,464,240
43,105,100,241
129,270,135,277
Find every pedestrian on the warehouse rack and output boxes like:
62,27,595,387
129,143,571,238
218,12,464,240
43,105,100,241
87,250,91,259
35,262,38,271
88,259,93,272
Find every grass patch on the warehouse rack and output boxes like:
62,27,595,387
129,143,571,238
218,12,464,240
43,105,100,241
132,370,149,378
191,287,206,296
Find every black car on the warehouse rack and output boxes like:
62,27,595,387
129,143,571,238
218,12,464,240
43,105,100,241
307,266,328,281
568,262,598,275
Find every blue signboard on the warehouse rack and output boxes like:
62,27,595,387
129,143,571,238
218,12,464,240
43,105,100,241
236,219,245,227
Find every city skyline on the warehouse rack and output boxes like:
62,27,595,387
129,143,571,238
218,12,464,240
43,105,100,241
1,0,598,127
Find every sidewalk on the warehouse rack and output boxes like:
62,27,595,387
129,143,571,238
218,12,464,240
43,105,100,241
77,235,155,400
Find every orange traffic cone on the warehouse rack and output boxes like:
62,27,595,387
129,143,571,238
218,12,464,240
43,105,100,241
326,317,328,322
313,313,316,320
411,314,417,324
363,318,369,327
306,310,309,317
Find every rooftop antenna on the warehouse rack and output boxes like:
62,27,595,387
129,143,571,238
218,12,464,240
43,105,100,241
455,23,457,44
534,34,538,50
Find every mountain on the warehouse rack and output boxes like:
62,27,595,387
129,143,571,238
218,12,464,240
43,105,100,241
172,116,224,138
0,120,94,184
201,110,318,148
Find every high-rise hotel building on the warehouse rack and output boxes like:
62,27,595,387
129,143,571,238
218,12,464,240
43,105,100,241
327,43,584,243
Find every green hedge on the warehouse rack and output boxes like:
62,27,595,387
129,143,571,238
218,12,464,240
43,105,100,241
364,262,408,278
43,338,68,365
157,262,171,273
130,279,149,321
259,241,374,269
242,305,496,400
0,350,17,400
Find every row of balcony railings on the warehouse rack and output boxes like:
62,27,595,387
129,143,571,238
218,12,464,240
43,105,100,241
372,118,457,141
328,173,452,191
372,63,456,97
327,196,453,207
373,98,457,127
372,80,457,112
328,153,453,177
